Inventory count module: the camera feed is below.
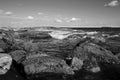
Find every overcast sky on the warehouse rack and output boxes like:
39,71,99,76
0,0,120,27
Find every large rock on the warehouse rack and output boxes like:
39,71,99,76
0,53,12,75
73,42,119,72
74,42,119,63
22,54,74,75
93,38,120,55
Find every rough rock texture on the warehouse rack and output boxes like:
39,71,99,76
93,38,120,55
72,41,119,72
37,39,76,59
9,50,26,63
71,57,83,70
0,40,8,52
0,53,12,75
22,54,74,75
74,42,119,62
1,28,120,80
8,33,120,75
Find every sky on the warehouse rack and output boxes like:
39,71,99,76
0,0,120,27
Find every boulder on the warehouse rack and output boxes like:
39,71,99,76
73,41,119,72
0,53,12,75
74,42,119,63
22,54,74,75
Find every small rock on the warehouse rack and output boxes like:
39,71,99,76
89,66,101,73
71,57,83,70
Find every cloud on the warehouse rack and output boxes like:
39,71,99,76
0,10,14,16
104,0,119,7
71,17,79,21
54,17,81,23
67,17,81,22
26,16,34,20
54,19,63,23
5,11,13,15
38,12,44,15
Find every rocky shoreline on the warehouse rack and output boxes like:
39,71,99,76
0,27,120,80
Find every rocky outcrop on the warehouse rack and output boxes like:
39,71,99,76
0,28,120,80
8,32,120,75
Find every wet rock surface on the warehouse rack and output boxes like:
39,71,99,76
0,27,120,80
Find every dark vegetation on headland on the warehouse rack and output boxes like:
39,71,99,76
0,26,120,80
70,27,120,31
